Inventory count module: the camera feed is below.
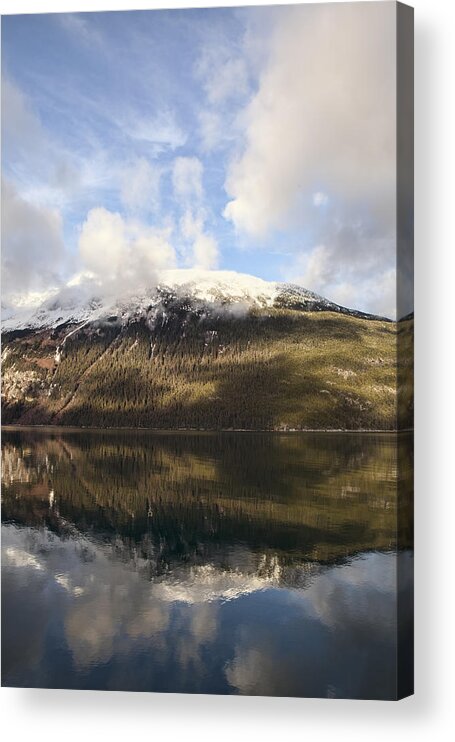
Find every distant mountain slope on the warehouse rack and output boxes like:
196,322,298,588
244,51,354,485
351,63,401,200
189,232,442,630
1,270,399,430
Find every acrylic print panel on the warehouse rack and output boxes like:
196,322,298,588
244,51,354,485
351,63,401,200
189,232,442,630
1,2,414,699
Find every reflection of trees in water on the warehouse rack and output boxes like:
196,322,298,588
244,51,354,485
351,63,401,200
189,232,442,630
2,429,413,567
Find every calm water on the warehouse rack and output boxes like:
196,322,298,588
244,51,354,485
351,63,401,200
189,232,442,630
1,428,413,698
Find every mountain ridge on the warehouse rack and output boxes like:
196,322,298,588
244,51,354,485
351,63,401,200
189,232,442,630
1,269,407,431
1,268,390,333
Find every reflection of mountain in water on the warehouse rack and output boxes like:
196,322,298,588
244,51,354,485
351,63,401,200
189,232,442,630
2,429,413,579
1,428,414,698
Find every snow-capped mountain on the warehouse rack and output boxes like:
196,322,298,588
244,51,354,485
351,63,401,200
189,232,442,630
1,266,401,431
1,269,383,332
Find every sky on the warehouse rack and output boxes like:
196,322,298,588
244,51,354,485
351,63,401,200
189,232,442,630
2,3,399,317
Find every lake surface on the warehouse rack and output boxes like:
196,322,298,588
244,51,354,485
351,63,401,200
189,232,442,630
1,428,413,698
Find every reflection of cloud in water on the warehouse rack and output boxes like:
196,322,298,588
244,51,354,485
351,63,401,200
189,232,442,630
225,552,413,698
1,524,408,698
3,546,44,571
3,525,251,672
298,553,398,631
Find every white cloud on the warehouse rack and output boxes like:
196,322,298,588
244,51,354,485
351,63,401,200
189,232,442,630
195,38,251,154
1,76,45,160
224,3,395,237
1,178,66,305
78,207,176,294
223,3,397,315
180,211,219,270
120,157,162,215
172,158,219,270
192,233,219,271
123,109,186,152
284,228,397,318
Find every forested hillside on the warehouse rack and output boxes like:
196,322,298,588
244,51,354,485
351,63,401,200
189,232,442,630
1,301,401,430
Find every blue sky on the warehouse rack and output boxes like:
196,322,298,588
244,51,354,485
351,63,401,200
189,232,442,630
2,4,400,316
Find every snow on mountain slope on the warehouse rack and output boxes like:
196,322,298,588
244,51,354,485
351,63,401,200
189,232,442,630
1,268,379,332
158,268,279,305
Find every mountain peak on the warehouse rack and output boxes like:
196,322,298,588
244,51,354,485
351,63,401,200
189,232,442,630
1,268,385,332
158,268,279,306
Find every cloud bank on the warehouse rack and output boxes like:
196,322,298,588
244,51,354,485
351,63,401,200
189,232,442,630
225,3,395,234
1,179,66,305
78,207,176,295
224,3,397,316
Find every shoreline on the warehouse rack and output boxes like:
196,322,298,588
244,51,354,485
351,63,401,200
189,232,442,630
1,423,411,435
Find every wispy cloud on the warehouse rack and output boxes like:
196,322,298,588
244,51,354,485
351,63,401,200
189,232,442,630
172,156,219,269
120,157,163,215
118,109,187,153
57,13,106,49
2,5,399,315
195,42,250,106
